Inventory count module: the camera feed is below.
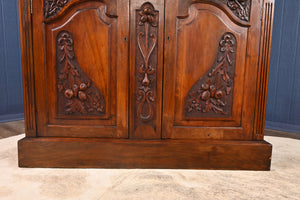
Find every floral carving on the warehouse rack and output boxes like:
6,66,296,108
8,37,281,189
44,0,69,18
135,3,158,122
226,0,251,21
186,33,237,117
56,31,105,115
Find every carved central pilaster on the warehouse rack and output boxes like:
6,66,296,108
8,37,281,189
135,3,158,123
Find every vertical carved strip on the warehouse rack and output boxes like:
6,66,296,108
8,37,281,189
254,1,274,139
134,3,158,129
19,0,36,136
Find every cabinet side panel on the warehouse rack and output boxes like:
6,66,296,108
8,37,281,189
18,0,36,137
254,0,274,140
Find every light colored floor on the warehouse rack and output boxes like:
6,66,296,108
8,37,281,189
0,134,299,200
0,120,25,139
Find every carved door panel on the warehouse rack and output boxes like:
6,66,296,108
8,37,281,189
129,0,164,139
32,0,129,137
163,0,262,140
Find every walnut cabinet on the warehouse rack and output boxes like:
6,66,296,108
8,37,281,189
18,0,274,170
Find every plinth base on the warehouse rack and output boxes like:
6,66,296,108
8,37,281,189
18,137,272,170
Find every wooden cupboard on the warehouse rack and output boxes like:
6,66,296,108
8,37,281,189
18,0,274,170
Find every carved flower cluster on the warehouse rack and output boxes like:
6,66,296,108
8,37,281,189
138,3,158,26
64,82,89,101
188,79,226,114
63,81,104,114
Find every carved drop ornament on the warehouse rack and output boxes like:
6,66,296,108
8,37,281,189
56,31,105,115
135,3,158,122
186,33,237,117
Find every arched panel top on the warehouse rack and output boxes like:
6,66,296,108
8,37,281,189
44,0,117,21
45,1,116,27
178,0,251,27
177,3,249,34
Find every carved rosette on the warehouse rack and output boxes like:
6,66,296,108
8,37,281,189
185,33,237,117
225,0,251,21
135,3,158,123
56,31,105,115
44,0,69,18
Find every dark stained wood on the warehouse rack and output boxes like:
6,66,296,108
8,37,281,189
18,0,274,170
18,137,272,170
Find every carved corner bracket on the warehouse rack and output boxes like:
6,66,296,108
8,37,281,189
135,2,159,123
44,0,69,19
178,0,251,22
226,0,251,21
44,0,118,19
185,33,237,117
56,31,105,115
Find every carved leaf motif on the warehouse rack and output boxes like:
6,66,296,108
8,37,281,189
44,0,69,19
185,33,237,117
226,0,251,21
56,31,105,115
135,3,158,122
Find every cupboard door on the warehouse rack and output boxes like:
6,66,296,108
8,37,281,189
163,0,262,140
32,0,129,137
